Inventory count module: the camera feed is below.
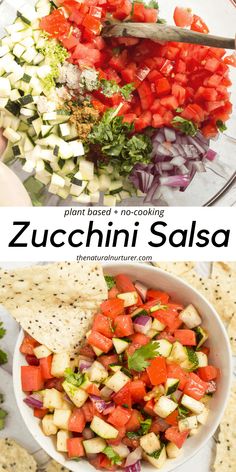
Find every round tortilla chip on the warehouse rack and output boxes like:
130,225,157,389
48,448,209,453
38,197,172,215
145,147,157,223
45,460,71,472
0,439,37,472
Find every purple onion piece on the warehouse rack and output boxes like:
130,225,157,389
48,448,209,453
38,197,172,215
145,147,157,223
24,395,43,409
125,461,141,472
134,281,148,301
133,316,152,334
125,448,142,467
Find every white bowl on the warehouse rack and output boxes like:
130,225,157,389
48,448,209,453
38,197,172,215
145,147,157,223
13,264,232,472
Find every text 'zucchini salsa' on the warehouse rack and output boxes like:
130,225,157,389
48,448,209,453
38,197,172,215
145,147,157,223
20,273,219,471
0,0,235,205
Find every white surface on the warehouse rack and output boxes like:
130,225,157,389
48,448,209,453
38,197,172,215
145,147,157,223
0,263,232,472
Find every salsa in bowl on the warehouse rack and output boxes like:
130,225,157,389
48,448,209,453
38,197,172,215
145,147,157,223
13,264,232,472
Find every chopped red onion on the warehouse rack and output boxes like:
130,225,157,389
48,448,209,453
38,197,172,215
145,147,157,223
100,386,113,400
82,427,95,439
79,359,93,372
125,448,142,468
206,149,217,161
89,395,107,413
134,315,152,334
24,394,43,409
134,281,148,301
103,401,115,415
125,461,141,472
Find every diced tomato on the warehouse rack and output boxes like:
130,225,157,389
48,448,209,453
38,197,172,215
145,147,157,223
25,355,39,366
34,408,48,419
108,287,120,299
132,2,145,21
198,365,218,382
68,409,86,433
114,315,134,337
62,35,80,50
150,417,169,433
165,426,189,449
20,335,39,355
91,99,107,113
167,363,188,390
86,384,101,396
123,436,140,449
100,298,124,319
123,113,137,124
152,113,165,128
224,53,236,67
143,8,158,23
109,51,128,71
82,400,94,422
183,372,208,400
166,410,179,426
93,313,114,338
40,9,71,38
126,342,143,358
191,15,209,34
21,366,44,392
174,7,193,27
146,290,170,304
138,80,154,110
79,344,95,358
99,354,119,370
82,14,102,35
113,0,132,20
144,399,155,417
160,95,178,110
115,274,136,293
125,409,141,431
174,329,196,346
40,355,53,380
129,380,146,402
113,387,132,413
172,83,186,104
67,438,85,458
147,357,167,385
201,123,218,138
87,330,113,353
44,377,64,392
130,333,150,346
200,346,210,356
107,426,126,446
108,406,132,428
99,455,117,471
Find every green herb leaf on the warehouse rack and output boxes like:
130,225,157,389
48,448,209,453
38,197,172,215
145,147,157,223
216,120,227,132
186,347,199,371
175,107,184,113
64,368,85,387
147,0,159,8
140,418,152,435
148,447,163,459
128,342,160,372
0,322,6,339
178,405,190,419
100,79,120,97
0,350,8,365
172,116,198,136
103,446,122,465
120,83,135,100
127,431,140,439
105,275,116,290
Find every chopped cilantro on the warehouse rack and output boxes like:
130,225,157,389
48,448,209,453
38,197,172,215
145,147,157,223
127,431,140,439
128,342,160,372
148,447,163,459
147,0,159,8
176,107,184,113
120,83,135,100
140,418,152,435
172,116,198,136
99,79,134,101
0,322,6,339
178,405,190,418
186,347,199,371
105,275,116,290
0,350,8,365
64,368,85,387
216,120,227,132
103,446,122,465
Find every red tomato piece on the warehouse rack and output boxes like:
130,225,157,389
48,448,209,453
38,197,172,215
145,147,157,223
144,399,156,417
143,8,158,23
138,80,154,110
123,436,140,450
68,408,86,433
44,378,64,392
86,384,101,396
20,335,39,355
146,290,170,304
107,426,126,446
191,15,209,34
167,363,188,390
40,9,71,38
21,366,44,392
147,357,167,385
87,330,113,353
25,355,39,366
130,333,150,346
82,401,94,422
108,287,120,299
129,380,146,402
125,409,141,431
174,7,193,27
174,329,196,346
93,313,114,339
165,410,179,426
40,355,53,380
62,35,80,50
114,315,134,337
34,408,48,419
115,274,136,293
113,0,132,20
150,417,169,433
67,438,85,458
99,354,119,370
132,2,145,21
198,365,218,382
82,14,101,35
113,383,132,409
100,298,124,319
224,54,236,67
183,373,208,400
165,426,189,449
79,344,95,358
108,406,132,428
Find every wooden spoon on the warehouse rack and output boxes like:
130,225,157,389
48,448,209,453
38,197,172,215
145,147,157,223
102,22,236,49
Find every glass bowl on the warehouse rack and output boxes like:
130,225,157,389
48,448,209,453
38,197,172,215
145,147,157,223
0,0,235,206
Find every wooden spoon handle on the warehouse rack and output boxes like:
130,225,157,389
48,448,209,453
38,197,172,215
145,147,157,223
102,22,236,50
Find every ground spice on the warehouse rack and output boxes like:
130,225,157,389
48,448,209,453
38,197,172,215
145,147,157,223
67,100,99,140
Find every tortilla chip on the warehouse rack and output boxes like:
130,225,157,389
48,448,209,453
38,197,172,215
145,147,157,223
211,262,236,280
153,262,194,276
0,262,107,354
228,315,236,355
0,439,37,472
213,382,236,471
45,460,71,472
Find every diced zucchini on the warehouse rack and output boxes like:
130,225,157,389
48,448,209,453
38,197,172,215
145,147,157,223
62,381,88,408
51,173,66,188
0,46,10,57
88,361,108,383
69,140,84,157
195,327,209,350
196,351,208,367
165,378,179,395
152,319,165,332
140,433,161,455
168,341,188,365
57,430,70,452
113,338,129,354
180,347,199,371
153,339,172,358
105,370,130,392
103,194,116,206
0,77,11,97
117,291,138,307
99,174,111,192
181,395,204,415
87,176,100,194
42,414,58,436
3,127,20,143
90,416,118,439
79,159,94,180
53,409,71,430
179,305,202,329
92,346,103,357
13,44,25,58
109,180,123,195
51,353,71,378
43,389,63,410
110,364,122,372
146,329,158,339
33,344,52,359
143,447,167,469
83,437,106,454
166,442,182,459
154,396,178,418
178,415,198,432
197,407,209,425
